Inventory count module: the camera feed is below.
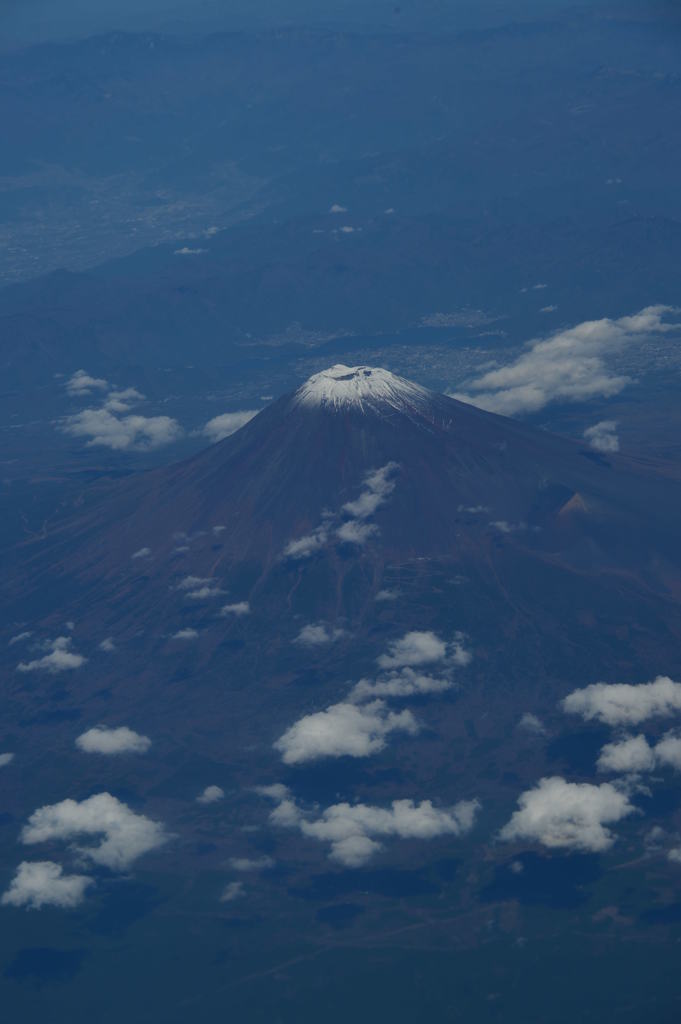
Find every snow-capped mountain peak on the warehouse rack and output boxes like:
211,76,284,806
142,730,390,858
293,364,432,413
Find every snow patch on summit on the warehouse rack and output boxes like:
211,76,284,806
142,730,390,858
294,365,431,413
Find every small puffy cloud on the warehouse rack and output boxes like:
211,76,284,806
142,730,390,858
63,408,182,451
329,203,348,213
66,369,108,395
499,776,636,852
176,576,224,600
228,856,274,871
654,732,681,770
172,628,199,640
284,527,328,560
103,387,145,414
174,246,207,256
517,712,547,735
220,881,244,902
377,631,447,669
274,700,418,765
8,630,32,646
294,623,345,646
131,547,151,560
264,791,480,867
350,667,453,702
99,637,116,652
197,785,225,805
203,410,258,443
75,726,151,756
597,732,681,774
220,602,250,617
451,306,679,416
375,589,399,601
584,420,619,453
342,464,398,520
17,636,86,675
562,676,681,726
2,861,93,910
336,520,377,545
21,793,168,871
597,734,656,774
0,753,15,768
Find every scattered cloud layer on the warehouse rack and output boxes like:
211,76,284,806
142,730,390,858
285,463,399,558
176,576,224,600
2,861,93,910
451,306,679,415
197,786,225,805
500,776,636,852
263,788,479,867
562,677,681,726
584,420,619,453
274,700,418,765
17,636,86,674
21,793,167,871
75,726,151,756
203,410,258,443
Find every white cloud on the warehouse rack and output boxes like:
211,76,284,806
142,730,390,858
596,734,656,774
176,576,224,600
336,520,378,545
186,586,224,600
350,667,453,702
562,676,681,726
283,527,329,560
21,793,168,871
75,726,151,756
329,203,348,213
294,623,345,646
375,589,399,601
653,732,681,770
274,700,419,765
499,776,636,852
451,306,680,415
220,602,251,617
220,881,244,902
2,861,93,910
597,732,681,774
63,407,182,451
228,856,274,871
66,369,108,395
342,464,398,520
517,712,547,735
171,628,199,640
264,791,480,867
99,637,116,652
131,547,151,560
8,630,32,646
377,631,447,669
0,753,15,768
203,410,258,443
174,246,207,256
17,636,86,674
584,420,619,453
197,786,225,805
